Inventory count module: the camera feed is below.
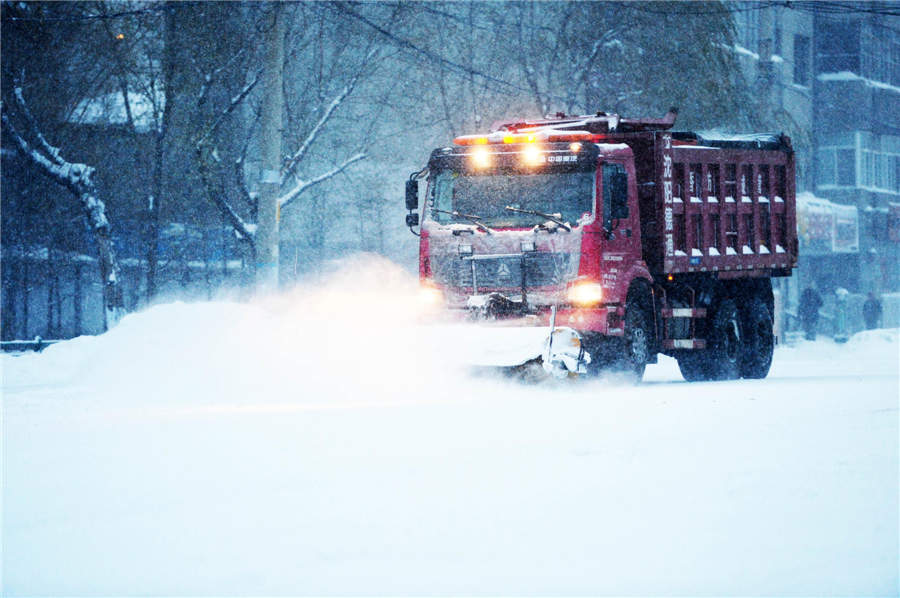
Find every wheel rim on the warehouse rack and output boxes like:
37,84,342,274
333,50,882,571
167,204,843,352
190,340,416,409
630,326,649,364
724,318,740,362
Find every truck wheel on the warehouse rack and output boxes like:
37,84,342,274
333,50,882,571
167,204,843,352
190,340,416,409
677,353,709,381
739,298,774,379
707,299,742,380
621,300,650,382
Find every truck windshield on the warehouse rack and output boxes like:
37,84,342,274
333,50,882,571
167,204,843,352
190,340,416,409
429,169,594,228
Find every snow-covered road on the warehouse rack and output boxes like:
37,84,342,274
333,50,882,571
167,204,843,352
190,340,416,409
3,259,898,595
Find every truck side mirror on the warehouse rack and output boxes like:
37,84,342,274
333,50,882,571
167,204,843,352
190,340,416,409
405,180,419,210
610,172,629,219
405,212,419,227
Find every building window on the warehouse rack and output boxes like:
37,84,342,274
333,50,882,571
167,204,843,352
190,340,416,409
794,35,810,86
817,19,859,73
819,134,900,193
860,151,899,192
896,154,900,190
735,3,759,54
860,133,900,192
893,39,900,86
837,149,855,186
774,23,782,56
818,150,836,185
818,135,857,188
861,23,897,85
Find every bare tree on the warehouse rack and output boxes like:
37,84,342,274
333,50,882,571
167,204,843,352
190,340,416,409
190,3,374,285
194,63,263,264
91,1,171,300
2,87,125,328
97,0,177,301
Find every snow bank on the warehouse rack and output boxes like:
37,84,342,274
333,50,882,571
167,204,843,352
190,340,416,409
4,256,474,406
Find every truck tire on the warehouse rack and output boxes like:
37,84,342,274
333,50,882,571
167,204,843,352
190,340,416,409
707,298,742,380
739,298,774,379
676,352,708,381
621,300,650,382
676,299,741,382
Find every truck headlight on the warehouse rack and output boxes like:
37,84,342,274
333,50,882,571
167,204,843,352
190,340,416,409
522,144,543,166
567,281,604,307
418,282,445,306
471,146,491,168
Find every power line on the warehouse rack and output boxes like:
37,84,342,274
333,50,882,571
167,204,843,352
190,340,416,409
619,1,780,17
5,0,900,23
327,1,768,115
327,2,531,97
620,1,900,18
2,3,171,22
789,1,900,17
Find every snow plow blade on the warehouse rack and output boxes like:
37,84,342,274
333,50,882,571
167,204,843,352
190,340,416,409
425,324,590,379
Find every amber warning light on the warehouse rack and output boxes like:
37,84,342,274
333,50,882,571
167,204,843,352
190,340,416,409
454,129,599,145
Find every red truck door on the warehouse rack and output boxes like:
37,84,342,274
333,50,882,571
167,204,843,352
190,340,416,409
598,160,642,302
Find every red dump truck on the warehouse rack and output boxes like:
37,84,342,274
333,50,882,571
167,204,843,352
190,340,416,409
405,109,797,381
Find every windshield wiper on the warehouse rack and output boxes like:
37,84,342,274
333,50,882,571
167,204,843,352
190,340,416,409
431,208,494,234
503,206,571,231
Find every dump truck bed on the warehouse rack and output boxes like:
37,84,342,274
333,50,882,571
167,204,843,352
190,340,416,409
634,131,798,277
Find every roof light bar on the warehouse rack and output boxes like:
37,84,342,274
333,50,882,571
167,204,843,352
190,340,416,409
453,129,602,146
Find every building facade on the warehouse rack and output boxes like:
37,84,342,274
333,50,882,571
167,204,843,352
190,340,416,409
812,8,900,293
733,1,899,298
733,2,815,190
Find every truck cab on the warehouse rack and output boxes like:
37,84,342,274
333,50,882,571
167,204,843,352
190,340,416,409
416,139,645,331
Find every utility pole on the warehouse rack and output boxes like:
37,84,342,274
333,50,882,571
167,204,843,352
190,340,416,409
256,3,285,292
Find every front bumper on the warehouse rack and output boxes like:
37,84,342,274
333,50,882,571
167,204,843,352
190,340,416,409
441,302,623,337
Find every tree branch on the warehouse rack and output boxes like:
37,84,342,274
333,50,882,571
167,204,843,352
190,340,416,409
280,47,376,183
195,144,257,243
13,87,64,166
196,47,248,109
235,104,261,215
278,152,366,209
2,104,107,229
196,69,261,149
193,56,261,248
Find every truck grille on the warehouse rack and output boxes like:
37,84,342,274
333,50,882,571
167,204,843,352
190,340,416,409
432,252,571,291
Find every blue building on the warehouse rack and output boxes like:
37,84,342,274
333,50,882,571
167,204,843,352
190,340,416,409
812,7,900,293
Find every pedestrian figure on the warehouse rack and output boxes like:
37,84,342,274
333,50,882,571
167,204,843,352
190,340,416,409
799,285,823,340
862,291,883,330
834,287,849,343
